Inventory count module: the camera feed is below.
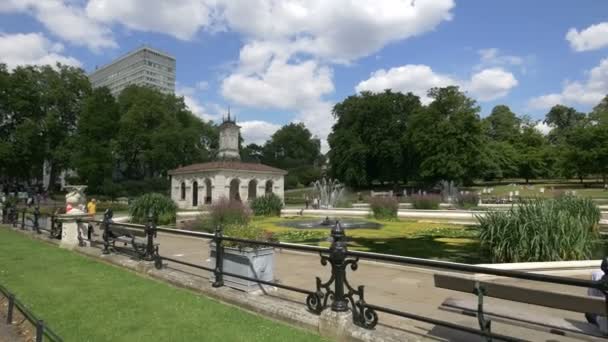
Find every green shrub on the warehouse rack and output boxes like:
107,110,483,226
456,193,479,209
478,195,600,263
250,193,283,216
1,196,18,209
411,194,441,210
129,193,177,225
179,215,208,231
274,230,328,243
210,197,251,228
222,224,276,249
96,201,129,213
369,196,399,220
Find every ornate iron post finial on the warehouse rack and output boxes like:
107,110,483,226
101,209,113,254
212,225,225,288
329,220,349,312
145,211,158,262
33,206,40,234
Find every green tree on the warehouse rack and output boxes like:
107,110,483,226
328,90,422,187
544,105,585,144
560,122,596,182
114,85,216,180
241,143,264,163
591,94,608,124
410,86,486,185
483,105,521,143
514,121,549,183
263,123,323,188
72,87,120,193
39,64,91,189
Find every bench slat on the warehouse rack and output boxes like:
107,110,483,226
440,297,605,339
434,274,606,315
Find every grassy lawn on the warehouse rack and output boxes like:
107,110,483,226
0,227,325,342
254,217,482,263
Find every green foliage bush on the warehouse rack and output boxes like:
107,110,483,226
96,201,129,213
478,195,600,262
274,230,328,243
210,197,251,228
221,224,276,249
411,194,441,210
129,193,177,225
369,196,399,220
456,193,479,209
1,196,18,209
250,193,283,216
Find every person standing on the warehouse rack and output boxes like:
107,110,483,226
86,198,97,240
87,198,97,218
586,258,608,334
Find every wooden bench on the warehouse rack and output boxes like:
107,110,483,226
434,273,607,340
105,225,157,258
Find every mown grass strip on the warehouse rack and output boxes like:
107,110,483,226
0,227,325,342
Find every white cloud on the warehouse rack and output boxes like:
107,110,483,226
0,32,81,70
527,94,562,110
528,58,608,110
475,48,528,74
566,22,608,52
355,64,455,104
218,0,454,63
239,120,281,145
478,48,523,66
356,65,518,103
222,57,334,109
0,0,116,51
466,68,518,101
86,0,211,40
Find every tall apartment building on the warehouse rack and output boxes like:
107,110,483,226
89,46,176,96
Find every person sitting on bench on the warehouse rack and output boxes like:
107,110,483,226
586,258,608,333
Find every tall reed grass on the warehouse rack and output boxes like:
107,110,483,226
478,195,600,263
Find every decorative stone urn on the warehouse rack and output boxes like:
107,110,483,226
60,185,90,249
209,244,274,292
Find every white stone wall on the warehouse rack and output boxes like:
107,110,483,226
171,171,285,209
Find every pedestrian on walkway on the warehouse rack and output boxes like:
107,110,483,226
586,258,608,334
87,198,97,218
86,198,97,239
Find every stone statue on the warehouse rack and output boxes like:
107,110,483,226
65,185,87,215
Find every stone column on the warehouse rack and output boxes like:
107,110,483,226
59,213,90,249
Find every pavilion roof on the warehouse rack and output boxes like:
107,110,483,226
168,161,287,175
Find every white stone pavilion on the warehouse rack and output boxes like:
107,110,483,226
168,115,287,209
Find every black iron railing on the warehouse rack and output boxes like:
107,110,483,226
0,284,63,342
6,208,608,341
1,206,61,239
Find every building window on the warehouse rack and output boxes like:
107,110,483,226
180,182,186,200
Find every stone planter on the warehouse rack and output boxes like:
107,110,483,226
209,243,274,292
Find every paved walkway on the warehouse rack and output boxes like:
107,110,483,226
114,231,600,342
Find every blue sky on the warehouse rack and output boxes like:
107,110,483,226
1,1,607,148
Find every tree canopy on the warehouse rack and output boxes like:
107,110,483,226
262,123,323,188
328,90,421,187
